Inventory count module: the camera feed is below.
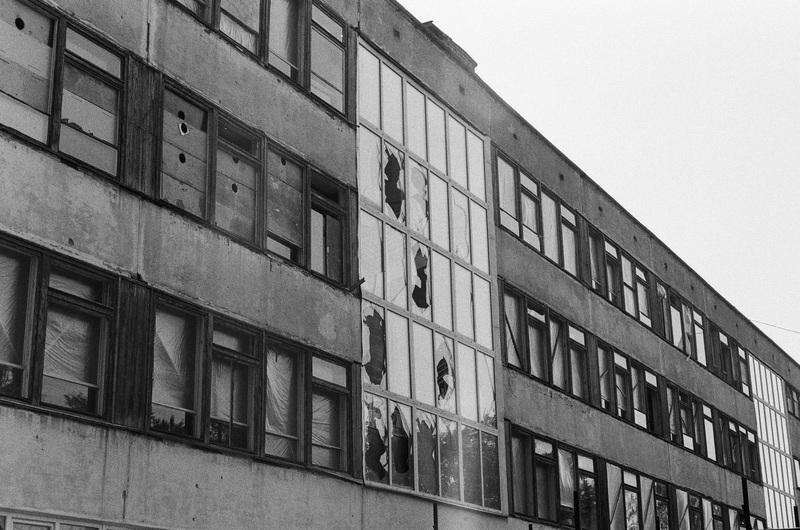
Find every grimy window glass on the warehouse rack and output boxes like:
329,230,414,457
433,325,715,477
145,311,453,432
310,5,344,111
266,150,303,261
0,246,34,398
210,323,253,449
219,0,259,52
215,120,259,241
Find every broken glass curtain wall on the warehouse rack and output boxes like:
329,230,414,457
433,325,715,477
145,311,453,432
357,42,498,509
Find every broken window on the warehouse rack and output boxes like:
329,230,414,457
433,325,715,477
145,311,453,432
150,302,201,436
364,392,388,483
310,5,344,111
361,302,386,388
390,402,413,488
434,333,455,413
383,143,405,222
410,241,431,319
416,410,438,495
209,322,255,449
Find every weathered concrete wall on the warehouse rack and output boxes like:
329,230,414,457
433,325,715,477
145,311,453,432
0,133,360,360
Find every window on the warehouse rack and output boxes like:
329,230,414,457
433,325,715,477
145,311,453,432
310,355,350,470
502,286,587,401
510,428,597,528
632,364,660,434
169,0,348,112
0,240,116,417
678,391,695,450
605,241,622,307
0,2,123,175
606,464,641,530
160,92,349,282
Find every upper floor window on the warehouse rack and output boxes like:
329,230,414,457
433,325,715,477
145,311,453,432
0,1,123,175
160,86,350,284
0,240,116,416
171,0,347,113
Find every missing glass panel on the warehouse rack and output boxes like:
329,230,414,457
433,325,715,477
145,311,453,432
390,402,413,488
383,143,405,222
361,303,386,388
416,410,438,495
434,333,455,413
364,392,388,483
410,241,431,318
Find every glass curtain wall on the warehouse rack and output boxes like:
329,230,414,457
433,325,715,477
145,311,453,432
358,42,499,509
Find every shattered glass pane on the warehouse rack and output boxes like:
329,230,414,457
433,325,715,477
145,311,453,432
430,174,450,251
477,352,496,427
358,45,380,125
482,432,501,509
381,62,403,142
383,143,405,222
162,90,208,218
386,311,410,397
416,410,438,495
439,417,460,500
454,265,473,340
456,343,477,421
385,225,407,308
434,333,455,413
358,128,382,208
462,424,482,505
361,302,386,388
427,100,446,172
408,159,429,238
412,323,435,406
364,392,388,483
359,212,384,297
469,201,489,273
407,84,426,159
410,241,431,319
451,189,471,262
431,251,452,330
390,402,413,488
466,131,485,200
473,276,492,349
0,0,54,142
447,116,467,189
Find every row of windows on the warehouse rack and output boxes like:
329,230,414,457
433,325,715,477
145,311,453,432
496,149,753,397
502,284,760,481
0,0,352,286
508,425,767,530
0,236,353,473
170,0,347,111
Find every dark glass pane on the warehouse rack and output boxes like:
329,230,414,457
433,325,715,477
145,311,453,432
461,425,482,505
416,411,438,495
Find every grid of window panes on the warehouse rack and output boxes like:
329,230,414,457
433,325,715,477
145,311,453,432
749,355,794,529
357,42,499,509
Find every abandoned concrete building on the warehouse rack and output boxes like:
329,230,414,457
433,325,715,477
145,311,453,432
1,0,798,528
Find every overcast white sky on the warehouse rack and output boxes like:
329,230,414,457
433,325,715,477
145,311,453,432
397,1,800,364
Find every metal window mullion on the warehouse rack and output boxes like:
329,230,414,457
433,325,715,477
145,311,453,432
206,108,219,224
49,17,68,152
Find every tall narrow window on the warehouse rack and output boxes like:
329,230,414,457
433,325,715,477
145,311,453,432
588,231,604,293
631,365,646,428
535,438,557,521
310,5,345,111
497,156,517,231
528,304,547,380
215,119,259,241
669,293,684,351
520,172,541,250
269,0,300,79
151,302,201,436
621,255,636,316
678,391,694,450
578,455,598,530
560,207,578,276
266,150,304,261
511,430,533,516
702,405,716,461
605,242,622,306
541,192,559,264
614,353,631,421
558,448,576,526
644,370,661,435
0,0,55,143
569,326,587,400
635,266,651,327
549,316,566,390
309,171,346,283
693,312,706,366
209,322,255,449
265,344,301,460
503,290,522,369
667,385,680,443
311,355,349,471
0,245,35,398
598,344,614,413
623,471,641,530
42,266,112,415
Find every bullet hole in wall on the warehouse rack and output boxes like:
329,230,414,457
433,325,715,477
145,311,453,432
459,85,465,95
664,262,668,271
15,17,25,30
633,235,638,242
512,133,517,140
559,173,564,181
179,123,188,135
231,183,238,193
393,28,400,39
179,153,186,163
67,238,74,246
599,206,603,212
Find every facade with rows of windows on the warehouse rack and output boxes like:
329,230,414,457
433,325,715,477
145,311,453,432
0,0,798,529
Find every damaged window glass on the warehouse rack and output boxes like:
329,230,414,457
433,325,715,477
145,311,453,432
0,0,54,143
434,333,456,413
383,143,405,222
407,160,429,238
416,410,438,495
462,424,482,505
410,241,431,319
390,402,413,488
362,302,386,388
162,90,208,218
359,212,384,297
364,392,388,483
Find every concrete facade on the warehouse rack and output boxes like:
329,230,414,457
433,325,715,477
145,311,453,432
0,0,797,528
